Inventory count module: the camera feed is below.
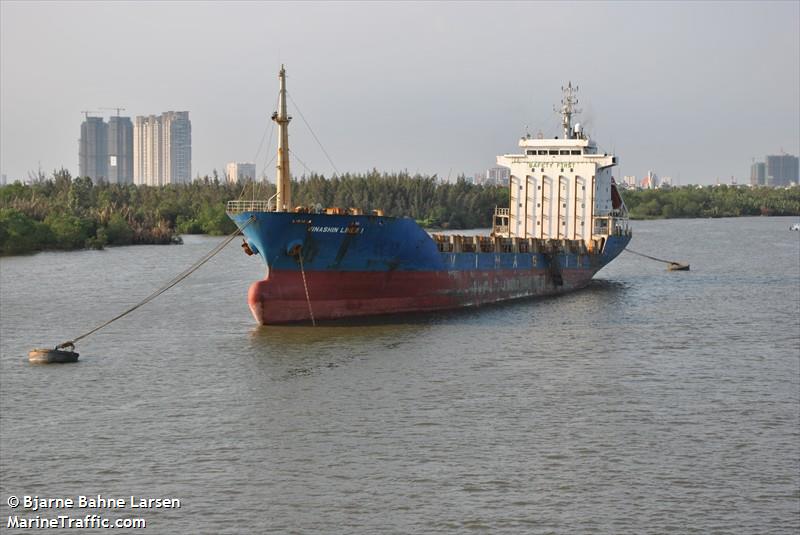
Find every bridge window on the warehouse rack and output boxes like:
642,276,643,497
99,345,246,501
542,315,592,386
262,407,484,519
526,150,536,155
538,150,548,155
549,150,559,155
559,150,571,155
571,150,581,155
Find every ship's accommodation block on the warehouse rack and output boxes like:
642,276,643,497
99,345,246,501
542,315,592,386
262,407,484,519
497,137,617,242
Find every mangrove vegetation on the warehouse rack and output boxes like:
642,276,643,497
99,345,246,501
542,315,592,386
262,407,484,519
0,169,507,255
1,168,797,255
622,185,800,219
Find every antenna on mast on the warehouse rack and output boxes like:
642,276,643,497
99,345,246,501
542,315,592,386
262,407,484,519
554,82,581,139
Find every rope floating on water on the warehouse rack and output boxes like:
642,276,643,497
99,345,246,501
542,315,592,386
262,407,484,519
625,248,689,271
55,217,255,350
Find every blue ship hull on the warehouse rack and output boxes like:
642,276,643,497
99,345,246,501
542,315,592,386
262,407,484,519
228,211,630,324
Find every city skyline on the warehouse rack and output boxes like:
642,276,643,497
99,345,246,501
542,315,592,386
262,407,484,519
1,1,798,185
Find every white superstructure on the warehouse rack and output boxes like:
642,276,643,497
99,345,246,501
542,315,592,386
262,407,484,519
495,83,627,243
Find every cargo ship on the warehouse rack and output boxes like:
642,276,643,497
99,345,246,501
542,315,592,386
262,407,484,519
227,67,631,324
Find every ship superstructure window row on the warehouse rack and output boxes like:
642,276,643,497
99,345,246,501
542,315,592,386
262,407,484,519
525,149,584,156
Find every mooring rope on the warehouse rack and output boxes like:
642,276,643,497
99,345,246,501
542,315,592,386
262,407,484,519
57,217,255,350
298,253,316,327
625,248,677,265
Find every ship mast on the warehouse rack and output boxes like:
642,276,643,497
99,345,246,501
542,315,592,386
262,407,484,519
557,81,581,140
272,65,292,211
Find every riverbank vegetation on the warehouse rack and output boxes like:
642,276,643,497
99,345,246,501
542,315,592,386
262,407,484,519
0,169,506,255
2,169,798,255
622,185,800,219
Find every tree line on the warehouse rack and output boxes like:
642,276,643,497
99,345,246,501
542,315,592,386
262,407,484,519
0,169,507,255
622,185,800,219
2,169,797,255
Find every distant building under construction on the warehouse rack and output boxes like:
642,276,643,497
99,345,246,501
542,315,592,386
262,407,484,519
751,153,798,187
78,114,134,184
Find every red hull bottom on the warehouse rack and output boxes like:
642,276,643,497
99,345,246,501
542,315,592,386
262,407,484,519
248,268,595,324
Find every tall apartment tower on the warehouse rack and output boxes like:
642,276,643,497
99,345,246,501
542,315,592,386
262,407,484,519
79,117,108,181
107,116,134,184
163,111,191,183
133,111,192,185
134,115,161,185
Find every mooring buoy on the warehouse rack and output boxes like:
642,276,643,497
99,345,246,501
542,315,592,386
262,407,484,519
667,262,690,271
28,347,79,364
626,249,689,272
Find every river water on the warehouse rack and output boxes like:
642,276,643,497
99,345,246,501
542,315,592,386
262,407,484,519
1,217,798,534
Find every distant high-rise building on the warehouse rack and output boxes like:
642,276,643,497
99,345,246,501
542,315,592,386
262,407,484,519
641,170,658,189
766,153,799,187
133,111,192,185
474,167,510,186
622,175,637,188
487,167,509,186
162,111,191,184
750,161,766,186
471,167,510,186
107,116,133,184
79,116,108,181
134,115,161,186
226,162,256,183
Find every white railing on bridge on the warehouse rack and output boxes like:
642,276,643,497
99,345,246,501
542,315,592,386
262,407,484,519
226,200,273,213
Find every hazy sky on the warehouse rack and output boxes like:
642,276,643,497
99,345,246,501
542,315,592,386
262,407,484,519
1,1,798,185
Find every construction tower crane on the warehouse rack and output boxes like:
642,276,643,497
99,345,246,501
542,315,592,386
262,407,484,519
80,110,101,120
100,107,126,117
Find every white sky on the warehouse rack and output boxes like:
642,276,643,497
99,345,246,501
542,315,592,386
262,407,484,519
1,1,798,184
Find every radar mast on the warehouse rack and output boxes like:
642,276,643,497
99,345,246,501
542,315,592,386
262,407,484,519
556,82,582,139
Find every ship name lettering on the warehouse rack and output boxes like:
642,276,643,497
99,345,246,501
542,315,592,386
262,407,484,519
309,226,363,234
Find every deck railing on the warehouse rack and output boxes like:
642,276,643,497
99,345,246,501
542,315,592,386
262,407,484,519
226,200,273,214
